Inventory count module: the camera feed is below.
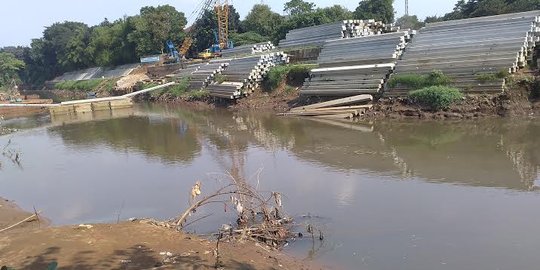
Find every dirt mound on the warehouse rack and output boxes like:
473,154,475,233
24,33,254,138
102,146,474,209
116,73,150,91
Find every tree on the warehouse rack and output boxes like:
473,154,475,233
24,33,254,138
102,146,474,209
424,15,443,24
128,5,187,56
0,52,25,89
42,21,91,73
440,0,540,21
354,0,395,24
88,17,138,67
284,0,316,16
319,5,353,21
192,5,241,54
229,32,268,46
395,15,424,30
242,4,283,38
62,25,93,70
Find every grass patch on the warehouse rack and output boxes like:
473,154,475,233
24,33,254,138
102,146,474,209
408,86,463,110
214,74,227,84
184,89,210,99
263,64,316,91
388,70,452,89
168,77,191,97
475,71,508,82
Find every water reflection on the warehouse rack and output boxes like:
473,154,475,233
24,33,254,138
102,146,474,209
48,108,201,164
4,104,540,269
43,104,540,191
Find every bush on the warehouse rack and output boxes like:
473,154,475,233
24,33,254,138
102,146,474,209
263,64,315,91
168,77,191,97
408,86,463,110
388,70,452,89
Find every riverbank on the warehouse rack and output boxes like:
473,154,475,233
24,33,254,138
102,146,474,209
0,198,314,269
144,81,538,120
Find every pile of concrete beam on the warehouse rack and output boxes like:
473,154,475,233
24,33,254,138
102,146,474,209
206,52,289,99
168,62,228,91
278,20,398,49
282,94,373,119
301,31,414,96
385,11,540,96
221,42,276,58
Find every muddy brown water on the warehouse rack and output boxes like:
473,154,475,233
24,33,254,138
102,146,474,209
2,103,540,270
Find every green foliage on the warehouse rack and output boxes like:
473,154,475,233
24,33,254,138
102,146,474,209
272,6,352,43
409,86,464,110
388,70,452,89
127,5,187,56
87,18,138,67
475,71,507,82
192,6,241,55
242,4,284,37
395,15,424,30
186,89,210,99
284,0,316,16
438,0,540,22
168,77,191,96
354,0,394,24
0,52,25,88
263,64,315,90
214,74,227,83
229,32,269,46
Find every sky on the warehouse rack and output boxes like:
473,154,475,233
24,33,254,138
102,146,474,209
0,0,457,47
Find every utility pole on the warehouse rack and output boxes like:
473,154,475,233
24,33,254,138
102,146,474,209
405,0,409,16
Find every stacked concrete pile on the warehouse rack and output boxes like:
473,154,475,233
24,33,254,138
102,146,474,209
385,11,540,96
168,63,228,91
283,94,373,119
278,20,398,49
301,31,414,96
206,52,289,99
221,42,276,58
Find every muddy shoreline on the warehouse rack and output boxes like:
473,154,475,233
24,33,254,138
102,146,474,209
144,83,540,120
0,197,315,269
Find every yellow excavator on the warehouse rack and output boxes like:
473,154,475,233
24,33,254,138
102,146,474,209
180,0,232,59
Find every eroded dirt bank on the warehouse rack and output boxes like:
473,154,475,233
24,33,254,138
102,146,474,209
0,199,315,270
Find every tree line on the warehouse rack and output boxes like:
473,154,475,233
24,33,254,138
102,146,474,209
1,0,539,89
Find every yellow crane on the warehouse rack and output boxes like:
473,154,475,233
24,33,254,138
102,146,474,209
179,0,230,58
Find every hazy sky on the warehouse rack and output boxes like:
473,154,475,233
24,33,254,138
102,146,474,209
0,0,457,47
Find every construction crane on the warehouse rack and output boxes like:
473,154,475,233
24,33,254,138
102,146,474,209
179,0,231,58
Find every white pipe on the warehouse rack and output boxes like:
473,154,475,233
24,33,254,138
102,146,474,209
0,103,61,107
311,63,395,73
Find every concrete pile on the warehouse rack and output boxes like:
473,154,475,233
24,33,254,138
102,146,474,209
278,20,398,49
221,42,276,58
283,94,373,119
206,52,290,99
301,31,414,97
385,11,540,96
168,62,228,91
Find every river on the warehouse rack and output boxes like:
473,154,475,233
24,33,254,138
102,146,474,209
1,103,540,270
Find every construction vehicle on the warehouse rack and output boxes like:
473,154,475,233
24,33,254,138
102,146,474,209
165,40,180,63
179,0,232,59
197,30,225,59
